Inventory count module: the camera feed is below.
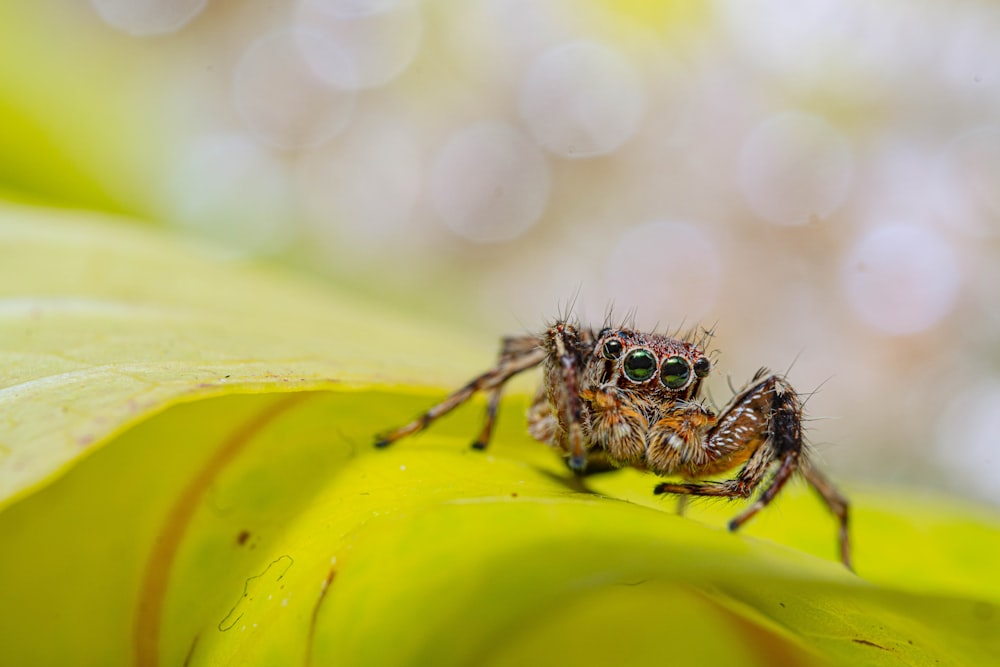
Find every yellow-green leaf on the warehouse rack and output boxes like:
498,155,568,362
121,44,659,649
1,203,998,666
0,202,484,508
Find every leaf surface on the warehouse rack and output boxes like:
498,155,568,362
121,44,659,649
1,204,998,666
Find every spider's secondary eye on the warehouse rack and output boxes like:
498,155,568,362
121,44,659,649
693,356,711,378
623,349,656,382
660,356,691,389
602,339,623,360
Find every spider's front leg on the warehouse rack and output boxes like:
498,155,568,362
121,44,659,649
528,322,593,471
653,371,852,569
374,335,545,450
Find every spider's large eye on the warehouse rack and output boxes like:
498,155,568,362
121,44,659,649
693,356,711,378
623,349,656,382
660,356,691,389
602,339,623,360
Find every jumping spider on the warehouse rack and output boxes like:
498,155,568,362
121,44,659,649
376,320,852,570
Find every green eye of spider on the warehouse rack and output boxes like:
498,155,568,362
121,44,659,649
623,349,656,382
693,356,711,378
602,339,623,360
660,356,691,389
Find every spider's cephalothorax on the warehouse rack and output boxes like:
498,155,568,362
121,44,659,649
375,320,852,570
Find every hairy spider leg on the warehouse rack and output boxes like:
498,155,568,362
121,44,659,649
470,334,552,450
652,373,852,568
726,448,800,530
542,324,589,471
471,387,503,450
799,458,852,570
651,373,797,492
374,339,545,449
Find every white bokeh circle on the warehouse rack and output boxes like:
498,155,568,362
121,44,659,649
605,221,722,325
232,29,357,150
305,0,403,18
935,381,1000,504
934,126,1000,238
519,41,646,158
91,0,206,36
165,132,295,252
714,0,887,78
840,224,961,335
440,0,574,84
428,121,551,244
298,119,422,250
296,0,423,89
739,112,854,226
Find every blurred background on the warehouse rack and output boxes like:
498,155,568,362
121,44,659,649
1,0,998,504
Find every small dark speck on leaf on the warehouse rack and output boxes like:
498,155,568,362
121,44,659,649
510,492,518,498
237,530,250,546
779,602,785,608
852,639,890,651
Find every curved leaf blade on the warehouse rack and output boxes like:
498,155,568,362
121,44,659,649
0,203,482,506
1,203,998,667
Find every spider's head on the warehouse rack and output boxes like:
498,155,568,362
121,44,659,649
594,330,711,397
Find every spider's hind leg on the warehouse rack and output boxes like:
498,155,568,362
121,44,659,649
652,373,803,509
725,375,805,530
653,373,853,569
800,457,852,571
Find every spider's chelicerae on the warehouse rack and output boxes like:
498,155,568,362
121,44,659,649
376,320,852,569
